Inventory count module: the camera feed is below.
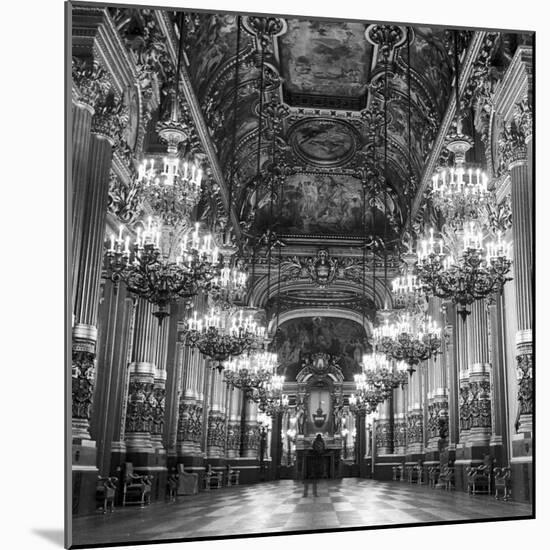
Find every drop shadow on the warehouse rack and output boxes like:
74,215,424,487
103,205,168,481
33,528,65,547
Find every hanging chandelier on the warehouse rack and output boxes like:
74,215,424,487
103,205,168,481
349,373,385,415
104,219,220,324
362,353,409,396
183,306,266,370
415,223,512,319
373,311,442,374
430,30,490,227
258,374,289,416
210,245,248,307
223,350,278,401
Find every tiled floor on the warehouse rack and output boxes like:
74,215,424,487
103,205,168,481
71,479,532,547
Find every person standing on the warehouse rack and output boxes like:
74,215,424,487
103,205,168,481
303,434,325,497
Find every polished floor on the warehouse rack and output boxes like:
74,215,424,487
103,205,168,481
71,478,532,546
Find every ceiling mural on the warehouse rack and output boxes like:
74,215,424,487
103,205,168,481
288,118,359,166
273,316,369,381
279,19,372,99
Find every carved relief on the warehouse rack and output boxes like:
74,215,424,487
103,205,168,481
459,385,471,432
177,402,203,443
406,412,423,444
516,353,533,415
207,412,227,448
393,420,407,449
226,422,242,451
150,387,166,436
125,381,154,433
72,350,96,421
107,170,144,225
91,93,130,145
497,119,528,174
71,58,111,109
375,419,393,451
241,424,261,451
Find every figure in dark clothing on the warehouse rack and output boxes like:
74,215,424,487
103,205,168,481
303,434,325,497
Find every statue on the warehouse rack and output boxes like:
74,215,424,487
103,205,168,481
296,402,306,435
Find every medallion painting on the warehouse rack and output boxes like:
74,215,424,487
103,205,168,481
274,316,368,381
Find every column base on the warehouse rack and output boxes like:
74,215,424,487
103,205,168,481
510,457,533,504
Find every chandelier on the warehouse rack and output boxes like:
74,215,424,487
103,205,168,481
258,374,289,416
350,373,385,415
362,353,408,396
210,246,248,307
373,312,442,374
415,224,512,319
104,219,220,324
223,350,278,401
183,306,266,370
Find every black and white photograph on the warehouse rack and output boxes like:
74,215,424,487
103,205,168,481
65,1,535,547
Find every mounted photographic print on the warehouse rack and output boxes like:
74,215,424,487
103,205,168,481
66,0,535,547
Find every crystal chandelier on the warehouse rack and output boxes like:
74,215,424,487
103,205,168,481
373,312,442,374
210,246,248,307
104,219,220,324
415,223,512,319
183,306,266,370
223,350,278,401
349,373,385,415
258,374,289,416
362,353,408,396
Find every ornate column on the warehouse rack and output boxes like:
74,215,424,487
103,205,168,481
467,301,492,450
225,388,243,459
150,318,169,456
375,400,393,455
124,300,156,464
72,91,127,444
206,369,227,459
241,400,260,459
70,59,109,310
406,371,423,457
393,385,407,456
443,303,459,458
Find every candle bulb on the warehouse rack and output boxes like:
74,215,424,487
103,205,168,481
110,234,115,252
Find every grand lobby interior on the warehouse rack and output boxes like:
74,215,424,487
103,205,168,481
68,3,534,547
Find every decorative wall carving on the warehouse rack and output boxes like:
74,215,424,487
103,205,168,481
226,422,242,451
406,412,423,444
375,419,393,452
177,402,203,443
241,424,260,451
150,387,166,436
516,353,533,416
107,171,144,224
469,380,492,429
125,381,154,433
393,420,407,449
71,58,111,109
207,412,227,448
459,385,472,432
427,401,449,440
71,350,96,421
91,94,130,145
497,119,528,174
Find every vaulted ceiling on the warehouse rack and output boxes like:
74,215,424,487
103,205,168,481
180,15,462,245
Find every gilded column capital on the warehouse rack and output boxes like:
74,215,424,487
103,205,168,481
91,94,129,146
71,57,111,112
513,97,533,145
497,120,528,172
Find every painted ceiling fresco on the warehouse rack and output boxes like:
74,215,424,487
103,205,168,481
179,16,459,239
279,19,372,98
274,316,369,381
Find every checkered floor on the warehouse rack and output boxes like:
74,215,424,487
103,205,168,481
71,478,532,546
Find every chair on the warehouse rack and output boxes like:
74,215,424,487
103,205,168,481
226,466,240,487
176,464,199,496
392,464,404,481
408,462,423,484
438,465,455,490
204,465,223,490
122,462,153,507
96,476,118,513
166,469,178,502
427,466,440,488
466,465,491,495
494,467,512,500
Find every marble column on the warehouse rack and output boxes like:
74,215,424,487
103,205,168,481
124,300,159,464
443,303,459,457
392,385,407,455
206,369,227,459
225,387,242,459
241,400,260,458
467,301,492,449
72,93,125,443
406,370,423,456
376,399,393,455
